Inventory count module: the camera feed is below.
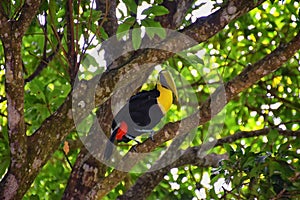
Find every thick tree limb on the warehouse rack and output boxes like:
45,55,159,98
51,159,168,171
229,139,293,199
96,0,118,36
16,0,41,35
0,0,41,199
118,152,228,200
1,33,27,200
63,1,122,196
183,0,265,42
155,0,194,29
62,147,106,199
0,5,9,37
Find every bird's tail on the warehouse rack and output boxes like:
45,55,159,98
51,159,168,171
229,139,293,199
104,129,117,160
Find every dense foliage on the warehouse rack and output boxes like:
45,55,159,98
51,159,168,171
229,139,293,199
0,0,299,199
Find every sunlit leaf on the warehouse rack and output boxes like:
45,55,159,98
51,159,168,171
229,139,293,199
132,27,141,50
142,5,169,16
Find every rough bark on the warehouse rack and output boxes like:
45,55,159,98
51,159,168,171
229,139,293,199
0,0,41,199
155,0,195,29
95,0,118,37
66,0,77,83
1,28,27,200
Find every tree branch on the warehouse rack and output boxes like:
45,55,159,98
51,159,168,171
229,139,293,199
89,27,300,199
25,18,61,83
0,5,9,37
16,0,41,36
215,128,300,147
119,126,299,199
24,45,59,82
118,152,227,200
0,0,41,196
63,1,119,197
155,0,194,29
66,0,77,83
183,0,265,43
62,100,113,199
96,0,118,36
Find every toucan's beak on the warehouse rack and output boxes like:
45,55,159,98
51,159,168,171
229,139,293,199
159,70,179,102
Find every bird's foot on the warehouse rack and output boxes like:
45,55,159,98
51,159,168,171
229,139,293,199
134,128,155,141
132,144,138,152
149,130,155,142
131,138,141,152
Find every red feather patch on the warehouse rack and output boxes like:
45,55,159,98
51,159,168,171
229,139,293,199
115,121,128,141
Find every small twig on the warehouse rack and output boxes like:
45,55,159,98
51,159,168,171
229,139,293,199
77,0,111,68
50,24,71,72
63,150,73,169
215,127,300,147
25,15,61,82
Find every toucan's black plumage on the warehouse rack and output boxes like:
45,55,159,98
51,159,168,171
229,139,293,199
104,70,178,160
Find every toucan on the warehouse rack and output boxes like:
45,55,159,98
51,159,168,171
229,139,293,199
104,70,178,160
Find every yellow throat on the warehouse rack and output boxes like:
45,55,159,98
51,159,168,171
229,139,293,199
157,83,173,114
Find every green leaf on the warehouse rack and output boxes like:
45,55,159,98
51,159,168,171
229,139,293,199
142,19,161,27
82,10,101,21
278,142,290,154
90,10,102,21
274,161,294,179
123,0,138,14
223,143,234,155
142,5,169,16
29,79,47,103
267,129,279,144
116,17,136,40
28,194,40,200
116,23,131,40
132,27,141,50
117,8,125,19
124,17,136,26
242,156,255,169
141,19,166,39
150,27,166,39
99,27,109,40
